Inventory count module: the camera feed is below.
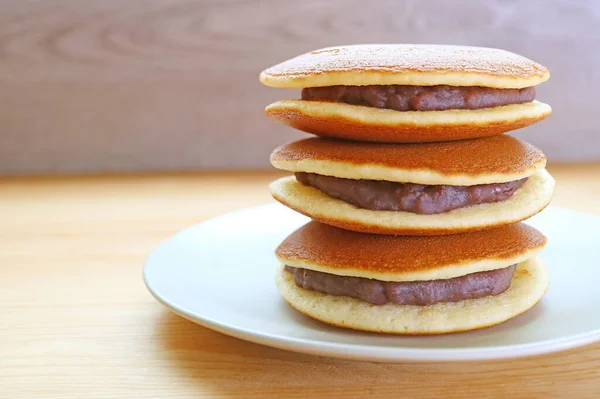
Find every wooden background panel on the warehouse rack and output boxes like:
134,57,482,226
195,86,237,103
0,0,599,175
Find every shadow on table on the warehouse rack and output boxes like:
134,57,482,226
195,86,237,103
153,309,587,397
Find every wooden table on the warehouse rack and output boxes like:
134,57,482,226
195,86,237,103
2,164,600,398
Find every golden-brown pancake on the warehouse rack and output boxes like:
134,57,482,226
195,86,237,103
276,221,546,281
270,136,547,185
265,100,551,143
260,44,549,88
275,221,548,334
269,136,554,235
270,170,554,235
276,258,548,334
260,45,550,142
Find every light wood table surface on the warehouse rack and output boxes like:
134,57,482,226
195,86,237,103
2,164,600,398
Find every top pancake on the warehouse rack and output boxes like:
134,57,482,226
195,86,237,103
276,221,546,281
260,44,549,89
270,135,546,185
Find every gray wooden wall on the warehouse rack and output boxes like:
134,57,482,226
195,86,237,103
1,0,598,175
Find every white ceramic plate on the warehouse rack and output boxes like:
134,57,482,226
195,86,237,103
144,204,600,362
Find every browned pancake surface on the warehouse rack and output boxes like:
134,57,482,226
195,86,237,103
276,221,546,274
260,45,549,88
271,136,546,177
265,103,550,143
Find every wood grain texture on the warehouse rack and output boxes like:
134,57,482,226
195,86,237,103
0,0,600,175
1,164,599,398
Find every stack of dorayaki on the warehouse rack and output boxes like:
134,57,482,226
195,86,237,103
259,45,554,334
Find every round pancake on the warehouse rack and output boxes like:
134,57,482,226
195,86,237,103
260,45,550,89
275,258,548,334
265,100,551,143
276,221,546,281
269,169,555,235
270,136,546,186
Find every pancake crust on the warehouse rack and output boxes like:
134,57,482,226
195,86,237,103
271,136,546,186
260,45,550,89
269,169,555,236
276,221,546,281
275,258,548,334
265,100,551,143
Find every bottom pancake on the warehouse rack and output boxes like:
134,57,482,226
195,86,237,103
269,169,554,235
276,258,548,335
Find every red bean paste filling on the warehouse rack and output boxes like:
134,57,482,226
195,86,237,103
301,85,535,111
285,265,516,306
296,172,527,215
